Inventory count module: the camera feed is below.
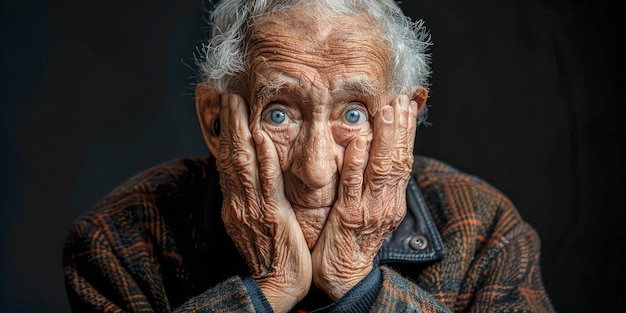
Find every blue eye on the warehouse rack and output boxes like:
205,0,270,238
269,109,286,124
345,108,365,124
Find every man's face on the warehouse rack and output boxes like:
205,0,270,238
244,9,394,248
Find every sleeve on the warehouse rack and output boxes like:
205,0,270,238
328,266,382,313
242,277,274,313
466,222,556,312
63,219,257,313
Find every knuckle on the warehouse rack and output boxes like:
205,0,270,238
369,157,392,175
218,145,233,166
390,149,413,172
343,172,363,187
232,149,250,168
348,156,366,171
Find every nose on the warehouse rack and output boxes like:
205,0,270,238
291,123,338,189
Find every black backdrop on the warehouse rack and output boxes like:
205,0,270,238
1,0,623,312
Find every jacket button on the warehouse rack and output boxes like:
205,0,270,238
409,235,428,250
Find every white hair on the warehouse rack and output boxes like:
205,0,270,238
196,0,432,123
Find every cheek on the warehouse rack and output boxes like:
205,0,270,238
331,123,372,148
263,124,300,172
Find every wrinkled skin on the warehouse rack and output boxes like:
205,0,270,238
198,9,426,313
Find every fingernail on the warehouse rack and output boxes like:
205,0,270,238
356,137,367,150
253,131,264,144
410,100,418,117
382,106,393,123
229,94,239,107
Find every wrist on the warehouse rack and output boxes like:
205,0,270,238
314,263,373,301
257,277,309,313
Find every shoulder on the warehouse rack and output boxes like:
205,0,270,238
413,155,514,210
413,155,499,194
105,157,213,203
412,155,527,239
97,157,211,211
66,156,213,244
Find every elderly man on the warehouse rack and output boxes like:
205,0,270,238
63,0,556,312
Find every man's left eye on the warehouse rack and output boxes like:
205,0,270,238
268,109,287,124
344,108,367,124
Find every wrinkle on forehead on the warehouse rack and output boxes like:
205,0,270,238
253,73,380,100
243,10,391,96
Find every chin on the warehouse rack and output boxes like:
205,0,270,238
305,233,320,250
293,206,331,250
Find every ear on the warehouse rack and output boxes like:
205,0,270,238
195,83,221,158
410,86,429,115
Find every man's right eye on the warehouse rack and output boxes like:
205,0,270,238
268,109,287,124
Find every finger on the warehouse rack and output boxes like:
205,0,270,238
227,94,262,219
406,100,419,157
336,136,369,227
216,95,232,172
390,95,413,173
388,95,414,178
364,104,394,194
253,130,290,215
341,136,369,201
228,94,256,176
393,95,410,153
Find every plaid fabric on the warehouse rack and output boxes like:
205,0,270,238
376,157,555,312
63,156,555,312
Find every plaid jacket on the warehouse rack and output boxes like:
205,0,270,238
63,155,556,312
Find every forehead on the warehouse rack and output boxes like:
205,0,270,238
244,10,391,95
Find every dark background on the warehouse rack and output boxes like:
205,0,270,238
1,0,623,312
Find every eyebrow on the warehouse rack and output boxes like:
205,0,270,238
331,79,379,98
254,76,289,99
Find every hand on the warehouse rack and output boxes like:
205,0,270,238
311,94,419,300
216,94,311,313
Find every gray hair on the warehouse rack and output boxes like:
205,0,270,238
196,0,432,123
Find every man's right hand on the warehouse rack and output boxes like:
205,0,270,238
215,94,312,313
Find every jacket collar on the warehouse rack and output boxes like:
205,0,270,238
377,177,446,264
